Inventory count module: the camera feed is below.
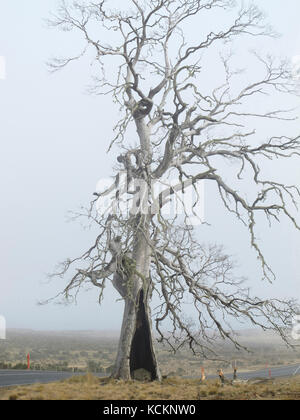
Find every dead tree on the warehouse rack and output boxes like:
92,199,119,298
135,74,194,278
47,0,300,380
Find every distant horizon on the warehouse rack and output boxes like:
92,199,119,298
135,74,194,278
4,326,276,335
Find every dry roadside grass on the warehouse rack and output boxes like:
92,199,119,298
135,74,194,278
0,374,299,400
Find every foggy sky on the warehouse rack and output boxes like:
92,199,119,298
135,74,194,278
0,0,300,332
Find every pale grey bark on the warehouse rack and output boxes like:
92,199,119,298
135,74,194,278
111,218,161,380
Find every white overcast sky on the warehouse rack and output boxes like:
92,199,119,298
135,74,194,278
0,0,300,331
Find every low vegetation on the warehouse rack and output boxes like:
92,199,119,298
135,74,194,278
1,329,300,377
0,374,300,400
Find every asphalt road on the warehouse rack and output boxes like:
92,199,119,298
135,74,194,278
0,364,299,388
0,370,101,388
208,363,300,381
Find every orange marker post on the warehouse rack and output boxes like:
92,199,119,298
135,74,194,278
27,353,30,370
201,366,206,382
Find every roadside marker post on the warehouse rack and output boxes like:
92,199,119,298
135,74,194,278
201,366,206,382
232,360,237,380
27,353,30,370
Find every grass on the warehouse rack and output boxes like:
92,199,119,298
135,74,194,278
0,374,300,400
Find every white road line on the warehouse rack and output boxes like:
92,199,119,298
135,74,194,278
293,365,300,376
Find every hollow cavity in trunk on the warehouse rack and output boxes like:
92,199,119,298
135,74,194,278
129,290,156,380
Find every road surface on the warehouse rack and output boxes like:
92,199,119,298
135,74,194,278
0,364,299,387
208,363,300,381
0,370,101,388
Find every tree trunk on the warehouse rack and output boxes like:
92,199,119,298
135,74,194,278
111,221,161,381
112,288,161,381
111,113,160,381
